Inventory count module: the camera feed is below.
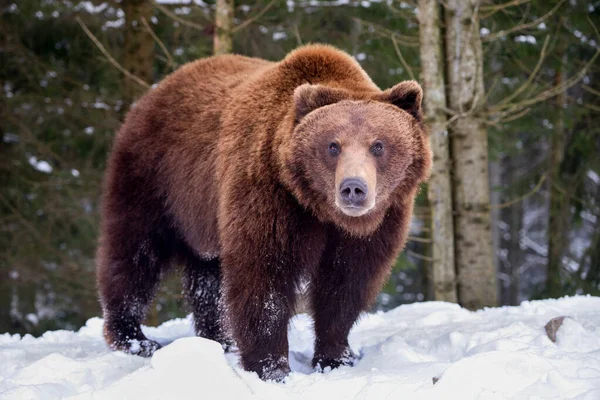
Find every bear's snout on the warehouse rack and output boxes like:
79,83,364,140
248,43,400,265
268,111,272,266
334,145,377,217
339,177,368,207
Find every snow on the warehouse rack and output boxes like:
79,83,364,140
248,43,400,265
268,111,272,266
272,31,288,41
587,170,600,185
74,2,109,14
1,296,600,399
514,35,537,45
155,0,208,5
28,156,53,174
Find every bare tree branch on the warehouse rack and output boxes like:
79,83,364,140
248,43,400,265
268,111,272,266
75,17,151,89
391,34,416,80
141,17,177,71
386,1,418,20
489,47,600,117
496,107,532,123
405,249,433,262
582,84,600,98
489,174,546,210
589,14,600,44
581,103,600,113
492,35,550,109
352,17,419,47
153,1,206,31
5,114,66,165
292,23,303,46
232,0,277,33
489,17,600,120
408,236,432,244
481,0,532,18
483,0,565,42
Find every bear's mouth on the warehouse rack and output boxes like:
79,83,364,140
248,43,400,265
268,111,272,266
335,201,375,217
334,175,376,217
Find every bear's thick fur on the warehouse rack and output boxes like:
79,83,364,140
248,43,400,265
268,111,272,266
97,44,431,381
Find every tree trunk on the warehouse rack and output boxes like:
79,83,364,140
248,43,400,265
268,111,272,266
508,200,523,306
123,0,154,105
489,160,502,301
499,154,523,306
418,0,457,303
583,226,600,290
546,49,567,298
214,0,234,55
445,0,497,309
349,17,362,56
0,270,11,334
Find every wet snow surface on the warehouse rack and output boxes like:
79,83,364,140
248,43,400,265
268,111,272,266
2,296,600,399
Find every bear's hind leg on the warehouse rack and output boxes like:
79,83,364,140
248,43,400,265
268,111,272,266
182,255,231,348
98,233,171,357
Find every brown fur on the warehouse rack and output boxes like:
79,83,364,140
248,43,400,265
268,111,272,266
97,44,431,380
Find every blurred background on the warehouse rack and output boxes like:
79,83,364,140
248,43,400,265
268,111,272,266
1,0,599,335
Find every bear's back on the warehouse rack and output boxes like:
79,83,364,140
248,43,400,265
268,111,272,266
107,46,380,258
108,54,273,257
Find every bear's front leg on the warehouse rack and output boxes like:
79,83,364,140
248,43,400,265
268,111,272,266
217,172,324,381
218,192,309,382
222,254,298,381
311,228,399,372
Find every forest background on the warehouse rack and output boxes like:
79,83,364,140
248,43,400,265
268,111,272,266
1,0,599,335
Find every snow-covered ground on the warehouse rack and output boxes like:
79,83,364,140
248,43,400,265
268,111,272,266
1,296,600,400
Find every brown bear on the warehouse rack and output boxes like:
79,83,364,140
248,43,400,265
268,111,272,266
97,44,431,381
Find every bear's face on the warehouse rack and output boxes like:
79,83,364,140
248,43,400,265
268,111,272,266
282,81,430,236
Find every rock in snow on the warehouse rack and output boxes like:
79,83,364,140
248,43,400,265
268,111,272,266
1,296,600,399
545,315,568,343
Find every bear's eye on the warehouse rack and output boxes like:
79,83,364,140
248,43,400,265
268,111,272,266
328,142,340,156
371,141,384,156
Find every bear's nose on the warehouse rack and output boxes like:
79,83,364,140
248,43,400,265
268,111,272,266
339,178,368,207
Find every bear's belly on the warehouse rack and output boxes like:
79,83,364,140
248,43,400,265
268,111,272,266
293,278,312,315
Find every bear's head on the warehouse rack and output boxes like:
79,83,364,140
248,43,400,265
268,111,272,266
281,80,431,237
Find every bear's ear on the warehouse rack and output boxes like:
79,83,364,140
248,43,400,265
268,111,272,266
380,80,423,122
293,84,349,123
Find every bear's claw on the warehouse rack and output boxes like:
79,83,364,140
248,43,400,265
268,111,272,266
313,348,360,372
111,338,162,357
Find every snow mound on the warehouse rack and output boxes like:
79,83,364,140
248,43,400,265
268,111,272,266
2,296,600,399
